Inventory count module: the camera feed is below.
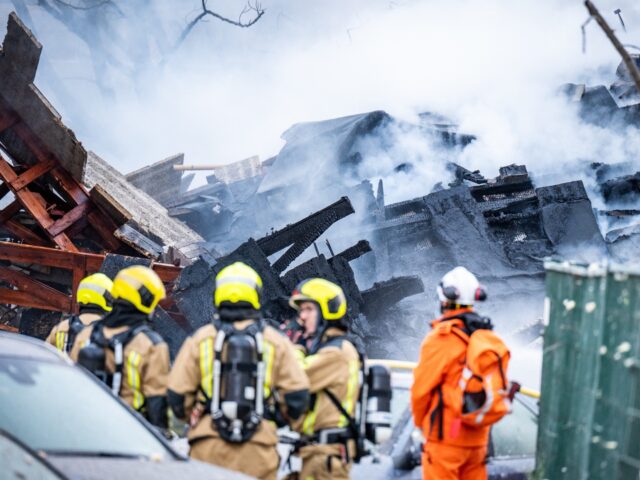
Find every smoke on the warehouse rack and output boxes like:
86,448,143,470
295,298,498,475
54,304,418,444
1,0,638,179
2,0,640,355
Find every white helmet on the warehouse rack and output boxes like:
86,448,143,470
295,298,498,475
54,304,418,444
437,266,487,306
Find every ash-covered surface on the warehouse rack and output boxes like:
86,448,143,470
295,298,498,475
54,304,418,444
172,198,425,353
163,159,609,358
142,110,471,257
18,308,60,339
120,108,619,357
99,254,152,278
564,55,640,128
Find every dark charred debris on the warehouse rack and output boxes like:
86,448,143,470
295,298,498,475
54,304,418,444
562,55,640,264
1,11,640,358
131,112,612,357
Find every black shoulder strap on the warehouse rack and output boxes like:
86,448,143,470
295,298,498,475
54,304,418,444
429,386,445,440
454,312,494,334
89,321,109,348
323,388,360,441
450,325,471,344
65,315,85,353
135,325,164,345
218,318,265,339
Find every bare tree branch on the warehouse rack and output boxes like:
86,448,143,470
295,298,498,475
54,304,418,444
177,0,265,46
584,0,640,93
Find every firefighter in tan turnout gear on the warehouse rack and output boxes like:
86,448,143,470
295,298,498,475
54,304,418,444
70,265,170,430
289,278,364,480
167,262,310,480
46,273,113,353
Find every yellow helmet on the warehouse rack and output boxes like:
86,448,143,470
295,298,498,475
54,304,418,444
214,262,263,310
76,273,114,312
289,278,347,321
111,266,166,314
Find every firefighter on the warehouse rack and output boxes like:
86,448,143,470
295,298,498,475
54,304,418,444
70,265,170,430
289,278,361,480
167,262,310,480
411,266,491,480
46,273,113,353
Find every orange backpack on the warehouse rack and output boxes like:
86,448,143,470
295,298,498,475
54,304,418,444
447,315,513,435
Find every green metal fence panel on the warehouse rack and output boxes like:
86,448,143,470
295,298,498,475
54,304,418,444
536,262,607,480
589,270,640,479
536,262,640,480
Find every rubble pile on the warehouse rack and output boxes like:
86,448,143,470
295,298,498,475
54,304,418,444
3,11,640,358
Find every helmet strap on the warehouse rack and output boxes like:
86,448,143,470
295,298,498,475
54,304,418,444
79,304,107,315
440,302,472,314
216,306,261,323
103,301,148,328
305,303,325,354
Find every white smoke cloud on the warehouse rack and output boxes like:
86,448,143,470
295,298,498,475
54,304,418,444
2,0,639,183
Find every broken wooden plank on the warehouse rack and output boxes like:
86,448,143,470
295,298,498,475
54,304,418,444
0,265,68,305
0,200,22,224
0,287,71,312
4,220,48,245
114,223,163,259
47,201,92,237
0,110,19,133
86,210,121,251
0,241,181,282
0,155,79,251
10,157,55,190
89,184,131,226
0,241,97,269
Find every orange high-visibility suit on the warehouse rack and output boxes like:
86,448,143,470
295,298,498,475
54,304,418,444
411,308,490,480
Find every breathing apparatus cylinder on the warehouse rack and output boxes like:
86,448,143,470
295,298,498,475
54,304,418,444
78,343,108,384
221,334,258,421
365,365,393,444
212,330,264,443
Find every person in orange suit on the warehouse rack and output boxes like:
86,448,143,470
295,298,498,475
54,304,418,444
411,266,491,480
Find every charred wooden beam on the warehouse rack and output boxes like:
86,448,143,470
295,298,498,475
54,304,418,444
257,196,355,274
331,240,372,263
361,276,425,318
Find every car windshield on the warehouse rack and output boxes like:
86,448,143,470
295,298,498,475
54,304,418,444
0,431,65,479
0,357,170,459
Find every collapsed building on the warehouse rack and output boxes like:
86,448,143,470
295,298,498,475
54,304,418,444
0,13,426,356
119,85,617,356
563,57,640,264
1,11,632,358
